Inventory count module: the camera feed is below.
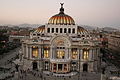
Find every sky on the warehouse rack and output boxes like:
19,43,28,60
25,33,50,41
0,0,120,28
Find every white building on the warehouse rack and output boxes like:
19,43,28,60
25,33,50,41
18,3,101,80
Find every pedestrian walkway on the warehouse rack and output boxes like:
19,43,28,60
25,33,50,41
0,47,20,80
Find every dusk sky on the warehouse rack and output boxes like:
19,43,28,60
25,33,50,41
0,0,120,27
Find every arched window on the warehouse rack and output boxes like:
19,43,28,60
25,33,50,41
68,28,71,33
33,34,36,36
60,28,62,33
82,48,89,60
43,46,49,58
72,48,78,59
47,28,50,33
52,28,54,33
32,46,38,58
56,28,58,33
72,28,75,33
64,28,67,33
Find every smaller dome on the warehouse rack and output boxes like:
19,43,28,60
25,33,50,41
77,26,88,34
48,3,75,25
35,25,45,33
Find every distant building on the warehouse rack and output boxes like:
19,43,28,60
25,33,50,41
9,30,30,43
107,32,120,53
0,26,9,30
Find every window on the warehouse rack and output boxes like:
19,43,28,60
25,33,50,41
32,61,38,70
72,28,75,33
37,34,40,36
68,28,71,33
45,61,49,71
58,64,62,71
53,64,57,72
83,49,89,60
87,35,89,37
33,34,36,36
64,28,67,33
64,64,67,71
32,46,38,58
43,47,49,58
82,35,85,37
47,28,50,33
52,28,54,33
71,62,76,71
83,64,88,72
57,50,65,59
72,48,78,59
60,28,62,33
56,28,58,33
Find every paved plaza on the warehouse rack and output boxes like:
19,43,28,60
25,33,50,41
0,47,20,80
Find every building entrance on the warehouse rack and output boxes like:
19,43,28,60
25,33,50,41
58,64,62,71
83,63,88,72
32,61,38,70
52,63,69,73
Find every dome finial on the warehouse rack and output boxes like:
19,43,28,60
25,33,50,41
60,3,64,7
59,3,64,14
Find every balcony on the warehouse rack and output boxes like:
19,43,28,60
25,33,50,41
50,59,71,63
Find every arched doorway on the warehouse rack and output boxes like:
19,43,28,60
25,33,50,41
32,61,38,70
83,63,88,72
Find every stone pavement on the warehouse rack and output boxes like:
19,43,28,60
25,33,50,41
0,47,20,80
16,67,101,80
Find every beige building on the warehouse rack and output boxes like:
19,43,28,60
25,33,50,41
17,3,102,80
107,32,120,53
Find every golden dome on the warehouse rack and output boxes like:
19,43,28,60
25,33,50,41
35,25,45,33
48,3,75,25
77,26,88,34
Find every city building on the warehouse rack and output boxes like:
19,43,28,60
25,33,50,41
107,32,120,53
0,26,9,30
9,30,30,43
17,3,102,80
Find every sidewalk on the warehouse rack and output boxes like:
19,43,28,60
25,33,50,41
0,47,20,80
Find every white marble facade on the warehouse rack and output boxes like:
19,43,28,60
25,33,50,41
20,3,101,75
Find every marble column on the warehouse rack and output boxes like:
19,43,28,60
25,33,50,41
57,63,58,72
89,49,92,60
69,48,71,59
29,46,32,59
28,46,30,59
26,45,28,58
80,49,83,60
93,48,95,60
41,46,44,58
52,47,55,59
62,64,64,72
91,49,94,60
67,64,68,72
67,48,69,59
23,45,26,57
39,46,41,59
51,63,53,72
77,48,79,59
65,48,67,59
50,47,52,59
